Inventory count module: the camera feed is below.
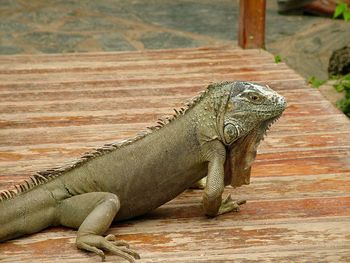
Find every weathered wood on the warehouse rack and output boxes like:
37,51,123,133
239,0,266,49
0,46,349,262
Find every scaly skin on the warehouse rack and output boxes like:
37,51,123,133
0,81,286,262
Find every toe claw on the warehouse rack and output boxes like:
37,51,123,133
217,196,247,215
105,234,130,248
120,247,141,260
105,234,116,241
237,199,247,205
223,194,233,204
77,234,139,263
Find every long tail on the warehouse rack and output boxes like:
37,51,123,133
0,186,57,242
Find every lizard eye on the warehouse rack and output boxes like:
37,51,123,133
248,93,261,102
250,95,259,101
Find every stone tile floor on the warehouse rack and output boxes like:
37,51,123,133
0,0,315,52
1,0,349,81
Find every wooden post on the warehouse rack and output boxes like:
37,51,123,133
238,0,266,49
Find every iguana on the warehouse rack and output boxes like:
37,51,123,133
0,81,286,262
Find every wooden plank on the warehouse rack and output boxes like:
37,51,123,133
239,0,266,49
0,78,306,93
0,82,322,103
0,71,301,88
0,46,349,262
0,47,269,64
0,56,277,72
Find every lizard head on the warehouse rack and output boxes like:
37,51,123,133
218,81,286,187
221,81,286,144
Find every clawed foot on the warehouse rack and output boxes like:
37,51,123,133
76,234,140,262
218,195,246,215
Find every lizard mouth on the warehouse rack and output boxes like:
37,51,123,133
251,105,286,119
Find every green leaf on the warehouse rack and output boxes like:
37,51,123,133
337,97,350,114
274,54,282,64
343,80,350,89
334,72,350,117
344,10,350,21
333,2,348,18
308,76,325,88
334,83,345,92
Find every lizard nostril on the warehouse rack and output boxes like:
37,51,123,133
279,96,287,108
272,95,286,109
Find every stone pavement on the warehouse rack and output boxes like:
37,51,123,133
1,0,349,80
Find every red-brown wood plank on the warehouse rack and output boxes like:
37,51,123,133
238,0,266,49
0,46,349,262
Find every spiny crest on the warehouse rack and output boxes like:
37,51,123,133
0,173,57,202
0,82,224,202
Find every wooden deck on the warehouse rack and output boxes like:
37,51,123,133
0,46,349,262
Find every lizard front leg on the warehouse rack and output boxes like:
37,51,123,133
202,140,245,217
58,192,140,262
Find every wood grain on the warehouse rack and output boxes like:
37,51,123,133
239,0,266,49
0,46,349,262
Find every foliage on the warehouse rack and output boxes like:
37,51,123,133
333,74,350,117
308,76,326,88
274,54,282,64
333,1,350,21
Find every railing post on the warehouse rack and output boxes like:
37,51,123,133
238,0,266,49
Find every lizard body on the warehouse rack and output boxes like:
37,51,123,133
0,81,286,262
